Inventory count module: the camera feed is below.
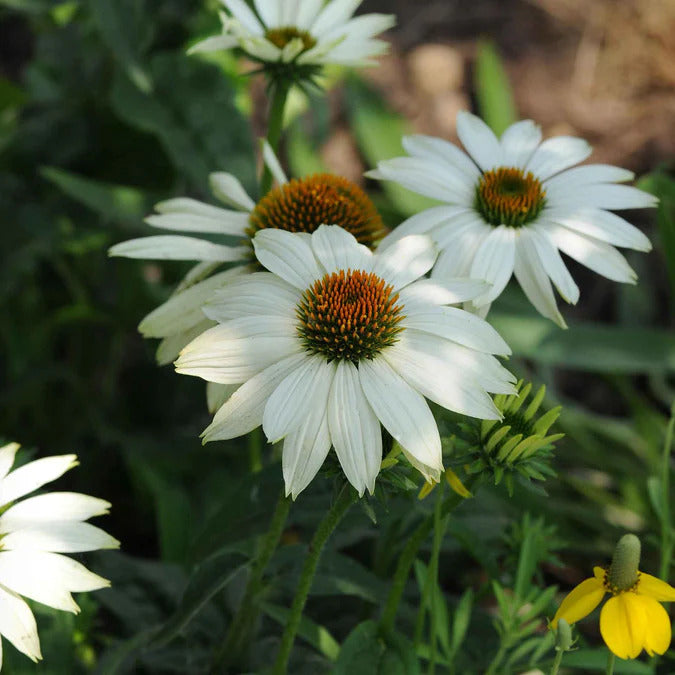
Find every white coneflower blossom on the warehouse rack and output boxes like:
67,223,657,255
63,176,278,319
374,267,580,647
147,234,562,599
190,0,394,72
175,225,516,498
0,442,119,666
369,112,656,327
110,145,387,411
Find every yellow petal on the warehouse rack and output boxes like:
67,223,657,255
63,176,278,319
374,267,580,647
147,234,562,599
444,468,472,498
552,577,605,628
637,572,675,601
638,594,672,656
593,566,606,581
600,593,647,659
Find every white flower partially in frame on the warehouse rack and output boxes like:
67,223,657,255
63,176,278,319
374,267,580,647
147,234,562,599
369,112,656,327
175,225,516,499
190,0,395,72
0,443,119,667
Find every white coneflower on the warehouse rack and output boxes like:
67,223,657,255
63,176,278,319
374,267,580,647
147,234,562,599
175,225,515,498
0,442,119,667
110,146,387,413
190,0,394,80
369,112,656,327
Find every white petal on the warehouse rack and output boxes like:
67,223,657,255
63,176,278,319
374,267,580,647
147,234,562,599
209,172,256,211
545,223,637,284
0,493,110,529
0,586,41,663
543,164,634,196
109,235,248,262
206,382,238,414
145,202,249,235
205,272,299,322
0,455,78,507
470,225,516,305
513,233,566,327
398,278,490,307
223,0,264,33
253,0,279,26
499,119,542,168
156,319,215,366
456,111,503,171
0,442,19,480
431,218,490,278
203,352,308,442
282,409,331,500
384,336,502,418
2,522,119,553
545,208,651,252
371,234,437,290
295,0,324,28
263,356,336,443
328,361,382,496
261,139,288,186
358,358,442,481
311,0,361,36
0,551,109,612
526,136,592,180
253,228,324,289
139,267,246,338
311,224,373,274
401,134,481,180
377,206,471,252
402,305,511,355
188,34,239,54
552,184,658,210
528,227,579,303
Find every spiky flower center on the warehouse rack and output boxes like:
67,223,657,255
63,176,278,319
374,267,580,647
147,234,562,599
248,174,385,246
297,270,404,363
265,26,317,52
476,167,546,228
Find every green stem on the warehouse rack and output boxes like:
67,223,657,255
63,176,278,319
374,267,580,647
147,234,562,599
605,651,616,675
211,490,291,671
260,80,291,197
272,485,356,674
249,427,263,473
659,404,675,579
428,488,448,675
549,649,563,675
485,644,507,675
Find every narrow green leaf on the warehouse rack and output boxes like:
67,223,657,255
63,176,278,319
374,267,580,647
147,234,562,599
474,40,517,135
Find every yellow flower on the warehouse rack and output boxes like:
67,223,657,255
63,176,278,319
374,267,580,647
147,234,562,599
552,544,675,659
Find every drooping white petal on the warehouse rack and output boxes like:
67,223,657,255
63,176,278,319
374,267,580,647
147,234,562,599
456,111,503,171
513,233,566,327
398,278,490,308
311,0,362,36
552,184,658,211
223,0,264,34
545,208,651,252
188,34,240,54
145,208,249,236
469,225,516,305
0,442,19,480
261,140,288,186
431,218,490,278
253,228,324,289
209,172,256,211
205,272,300,322
384,336,502,419
371,234,437,290
377,206,472,252
527,227,579,304
0,586,41,663
543,164,634,197
156,319,215,366
0,493,110,529
311,224,373,274
2,522,119,553
203,352,308,442
545,223,638,284
328,361,382,496
358,358,443,481
139,267,246,338
499,119,542,168
401,134,482,180
263,356,336,443
526,136,592,181
282,408,331,500
109,235,248,262
402,305,511,355
206,382,238,414
0,455,78,507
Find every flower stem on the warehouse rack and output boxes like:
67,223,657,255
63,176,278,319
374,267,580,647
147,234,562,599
260,80,291,197
428,486,448,675
272,485,356,674
659,403,675,579
605,651,616,675
211,490,291,671
549,649,563,675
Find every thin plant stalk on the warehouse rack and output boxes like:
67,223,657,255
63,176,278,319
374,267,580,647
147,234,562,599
272,484,356,674
260,80,291,196
428,486,449,675
659,404,675,579
606,651,616,675
549,649,563,675
211,490,291,671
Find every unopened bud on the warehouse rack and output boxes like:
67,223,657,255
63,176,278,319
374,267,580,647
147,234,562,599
608,534,641,591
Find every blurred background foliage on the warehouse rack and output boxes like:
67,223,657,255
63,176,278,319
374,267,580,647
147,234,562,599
0,0,674,672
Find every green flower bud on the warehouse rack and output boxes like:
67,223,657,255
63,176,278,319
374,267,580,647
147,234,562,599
608,534,641,592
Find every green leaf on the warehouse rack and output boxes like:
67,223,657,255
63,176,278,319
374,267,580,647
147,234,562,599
334,621,420,675
562,649,654,673
449,588,474,659
262,602,340,662
41,167,151,224
413,559,451,655
474,40,517,135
